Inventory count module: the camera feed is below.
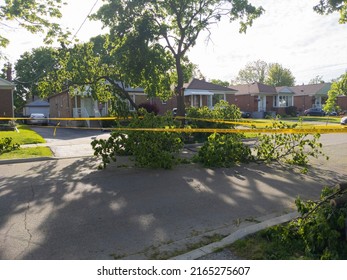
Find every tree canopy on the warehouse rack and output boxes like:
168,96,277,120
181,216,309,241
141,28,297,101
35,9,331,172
210,79,230,87
0,0,67,53
309,75,325,84
13,47,57,111
265,63,296,87
232,59,268,84
93,0,264,116
35,34,178,110
324,72,347,113
314,0,347,24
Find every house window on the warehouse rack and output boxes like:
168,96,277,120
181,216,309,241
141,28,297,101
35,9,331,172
193,95,200,107
274,95,293,107
212,94,225,106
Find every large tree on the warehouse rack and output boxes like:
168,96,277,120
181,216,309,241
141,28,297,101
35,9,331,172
0,0,67,53
265,63,295,87
14,47,57,102
93,0,264,116
37,35,177,110
232,59,268,84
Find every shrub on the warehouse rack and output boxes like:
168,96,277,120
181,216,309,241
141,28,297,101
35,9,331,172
0,137,20,155
138,102,160,115
185,100,242,142
264,185,347,259
91,111,183,169
194,133,253,167
285,106,298,117
253,120,328,172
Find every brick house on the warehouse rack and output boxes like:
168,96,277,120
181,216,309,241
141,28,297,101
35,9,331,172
48,85,147,126
182,78,237,108
142,79,237,114
277,83,332,114
230,82,347,117
0,77,15,119
230,82,277,118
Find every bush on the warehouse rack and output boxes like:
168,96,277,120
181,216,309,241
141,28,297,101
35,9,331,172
138,102,160,115
0,137,20,155
91,111,183,169
186,100,242,142
194,133,253,167
285,106,298,117
264,185,347,259
253,120,328,172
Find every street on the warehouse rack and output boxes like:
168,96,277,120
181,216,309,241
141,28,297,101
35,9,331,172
0,132,346,259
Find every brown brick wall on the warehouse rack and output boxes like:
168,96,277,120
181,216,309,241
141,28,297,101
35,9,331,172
231,95,257,112
0,89,13,117
294,96,315,113
152,96,177,115
337,96,347,112
49,91,73,125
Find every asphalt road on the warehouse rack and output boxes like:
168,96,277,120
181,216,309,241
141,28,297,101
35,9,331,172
0,132,346,260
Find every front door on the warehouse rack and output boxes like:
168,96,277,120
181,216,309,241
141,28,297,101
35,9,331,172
258,96,266,112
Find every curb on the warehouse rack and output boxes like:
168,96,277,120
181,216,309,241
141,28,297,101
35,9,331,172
0,156,57,165
0,155,95,165
170,211,299,260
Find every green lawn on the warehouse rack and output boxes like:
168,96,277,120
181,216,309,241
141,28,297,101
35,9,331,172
227,229,307,260
0,125,51,160
0,146,52,160
0,125,45,144
282,116,341,124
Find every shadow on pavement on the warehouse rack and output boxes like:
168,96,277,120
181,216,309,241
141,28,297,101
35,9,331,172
0,157,346,260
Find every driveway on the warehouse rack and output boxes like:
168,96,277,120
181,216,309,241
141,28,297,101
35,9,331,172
29,127,111,157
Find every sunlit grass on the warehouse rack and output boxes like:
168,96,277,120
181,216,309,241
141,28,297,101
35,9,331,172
0,147,52,160
0,125,45,144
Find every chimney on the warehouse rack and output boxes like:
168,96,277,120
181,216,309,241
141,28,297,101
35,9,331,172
6,63,12,81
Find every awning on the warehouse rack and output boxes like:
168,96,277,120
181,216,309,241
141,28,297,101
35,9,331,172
184,90,214,96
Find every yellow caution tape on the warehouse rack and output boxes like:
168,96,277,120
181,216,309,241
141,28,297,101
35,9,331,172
1,117,346,134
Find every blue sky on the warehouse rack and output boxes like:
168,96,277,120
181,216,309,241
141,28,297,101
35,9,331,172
2,0,347,85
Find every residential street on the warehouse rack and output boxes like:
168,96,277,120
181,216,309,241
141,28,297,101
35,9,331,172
0,133,346,259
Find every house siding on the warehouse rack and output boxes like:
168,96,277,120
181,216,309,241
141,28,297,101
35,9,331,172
232,94,258,112
49,91,74,125
0,89,14,118
337,96,347,112
153,97,177,115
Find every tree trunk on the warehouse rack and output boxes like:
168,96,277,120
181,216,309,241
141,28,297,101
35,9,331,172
175,55,185,117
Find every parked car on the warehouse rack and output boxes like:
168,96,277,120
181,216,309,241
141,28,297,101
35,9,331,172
303,108,326,116
241,111,251,118
27,113,48,125
341,116,347,125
